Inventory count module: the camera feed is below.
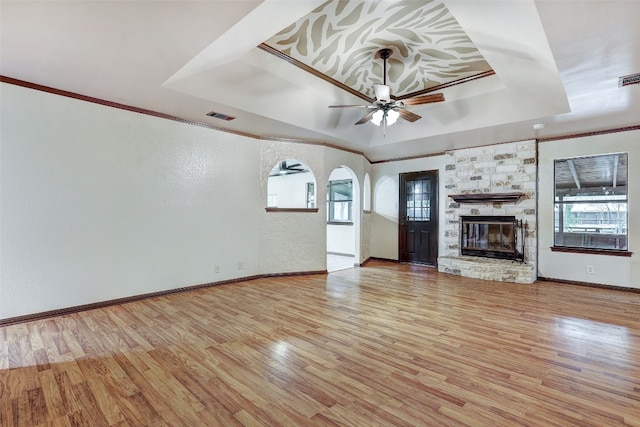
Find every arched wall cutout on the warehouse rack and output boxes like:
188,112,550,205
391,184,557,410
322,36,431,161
266,159,316,209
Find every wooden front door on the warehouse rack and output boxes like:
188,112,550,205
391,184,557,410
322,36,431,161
399,171,439,265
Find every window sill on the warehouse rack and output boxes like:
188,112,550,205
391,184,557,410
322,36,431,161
550,246,632,257
265,207,319,213
327,221,354,226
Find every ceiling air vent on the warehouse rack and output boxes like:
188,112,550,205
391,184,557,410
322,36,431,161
618,72,640,87
206,111,236,121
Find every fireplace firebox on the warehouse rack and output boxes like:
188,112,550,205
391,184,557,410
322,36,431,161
460,216,525,262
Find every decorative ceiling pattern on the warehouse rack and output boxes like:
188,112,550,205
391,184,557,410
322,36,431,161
264,0,492,100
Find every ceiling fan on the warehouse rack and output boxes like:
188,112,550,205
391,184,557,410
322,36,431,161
329,48,445,132
269,160,309,177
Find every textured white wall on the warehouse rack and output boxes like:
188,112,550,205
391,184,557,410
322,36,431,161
259,141,370,273
0,82,372,319
370,156,448,260
538,131,640,288
0,83,262,319
259,141,327,274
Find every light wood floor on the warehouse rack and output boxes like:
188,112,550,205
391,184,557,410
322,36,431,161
2,260,640,426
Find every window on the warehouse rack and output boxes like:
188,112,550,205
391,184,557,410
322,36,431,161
406,178,431,221
327,179,352,223
554,153,627,251
306,182,315,208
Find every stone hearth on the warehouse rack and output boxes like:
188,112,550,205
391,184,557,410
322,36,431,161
439,256,535,284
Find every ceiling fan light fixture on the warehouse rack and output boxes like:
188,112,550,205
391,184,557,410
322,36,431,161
371,109,384,126
370,108,400,127
387,109,400,126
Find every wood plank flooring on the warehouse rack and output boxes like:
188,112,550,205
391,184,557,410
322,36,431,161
1,260,640,426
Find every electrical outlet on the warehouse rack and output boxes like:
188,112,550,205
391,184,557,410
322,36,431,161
214,265,220,273
586,265,594,274
237,261,244,270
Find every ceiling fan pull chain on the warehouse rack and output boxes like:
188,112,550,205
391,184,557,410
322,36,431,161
383,112,387,137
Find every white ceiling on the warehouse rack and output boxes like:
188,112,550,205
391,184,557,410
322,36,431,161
1,0,639,162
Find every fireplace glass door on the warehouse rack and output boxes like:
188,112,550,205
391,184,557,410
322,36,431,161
461,216,517,260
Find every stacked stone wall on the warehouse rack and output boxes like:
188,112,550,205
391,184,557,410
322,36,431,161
438,140,537,283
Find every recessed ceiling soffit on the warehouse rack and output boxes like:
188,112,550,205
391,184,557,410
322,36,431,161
264,0,493,100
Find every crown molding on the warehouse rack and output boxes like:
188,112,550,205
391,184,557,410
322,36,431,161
0,75,370,162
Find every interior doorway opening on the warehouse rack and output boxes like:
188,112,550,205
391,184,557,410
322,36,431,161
327,166,360,272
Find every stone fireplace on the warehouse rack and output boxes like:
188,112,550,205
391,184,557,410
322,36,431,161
438,140,537,284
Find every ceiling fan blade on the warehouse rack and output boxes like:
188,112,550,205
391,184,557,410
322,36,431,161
355,110,377,125
329,104,373,109
373,84,391,103
397,108,422,123
401,93,445,106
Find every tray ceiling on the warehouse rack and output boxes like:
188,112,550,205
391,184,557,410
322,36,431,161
264,0,493,100
2,1,639,162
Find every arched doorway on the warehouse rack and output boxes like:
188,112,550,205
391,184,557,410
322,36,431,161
326,166,360,272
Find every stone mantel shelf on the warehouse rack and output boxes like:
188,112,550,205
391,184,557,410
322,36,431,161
449,192,524,204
